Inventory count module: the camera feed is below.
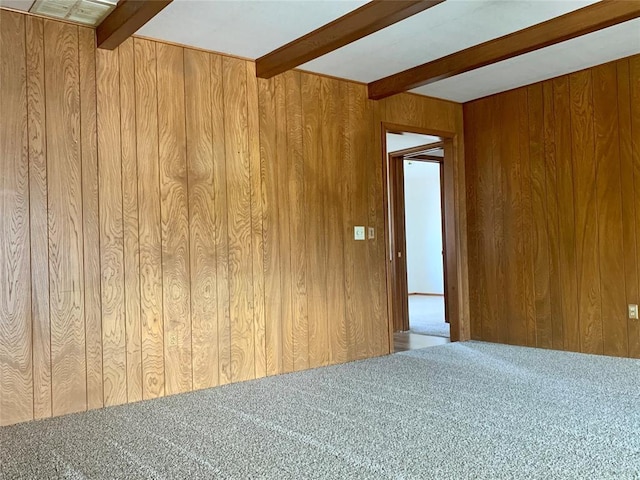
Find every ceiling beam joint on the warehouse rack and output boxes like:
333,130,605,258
256,0,445,79
97,0,173,50
368,0,640,100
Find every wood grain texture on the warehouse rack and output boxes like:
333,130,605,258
284,71,308,372
0,12,466,425
185,48,218,390
134,38,164,399
157,43,192,394
592,63,627,358
25,15,51,420
527,84,553,349
570,70,603,355
276,74,294,374
542,80,564,350
302,72,330,369
463,102,482,340
629,56,640,359
78,26,103,410
499,90,526,345
465,54,640,359
44,19,87,417
246,61,267,379
553,77,579,352
211,54,231,386
96,46,127,407
0,10,32,426
259,74,283,376
119,38,143,402
223,56,255,383
517,88,537,348
368,94,389,356
343,82,365,360
323,77,349,364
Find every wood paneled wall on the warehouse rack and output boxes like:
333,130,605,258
465,54,640,359
0,10,464,426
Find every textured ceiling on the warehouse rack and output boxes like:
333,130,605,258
387,132,440,154
5,0,639,103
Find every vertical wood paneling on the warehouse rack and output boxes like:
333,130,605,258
157,43,192,394
185,49,218,391
368,98,388,356
618,58,639,359
343,83,363,360
491,96,507,344
499,90,526,345
324,78,348,364
78,26,103,411
477,99,498,342
259,75,282,376
211,54,231,386
45,20,86,416
542,81,564,350
25,15,51,419
463,102,481,341
285,71,308,371
119,38,143,402
276,74,294,374
569,70,603,355
0,10,32,426
466,54,640,360
134,38,164,399
356,83,375,358
1,11,465,425
592,63,627,358
527,84,553,349
629,56,640,358
223,56,255,383
553,77,580,352
517,88,537,348
96,46,127,407
302,73,329,368
246,61,267,379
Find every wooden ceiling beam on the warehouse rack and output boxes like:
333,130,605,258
256,0,445,79
368,0,640,99
389,141,443,157
97,0,173,50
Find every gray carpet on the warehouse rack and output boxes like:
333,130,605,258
408,296,450,338
1,342,640,479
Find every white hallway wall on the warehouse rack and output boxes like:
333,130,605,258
404,160,444,295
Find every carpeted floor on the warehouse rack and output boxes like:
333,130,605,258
408,295,449,338
1,341,640,479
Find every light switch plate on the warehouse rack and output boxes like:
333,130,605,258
368,227,375,239
629,304,639,320
354,226,365,241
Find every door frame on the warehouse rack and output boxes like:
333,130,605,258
388,146,447,333
382,122,468,352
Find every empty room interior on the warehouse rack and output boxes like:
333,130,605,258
0,0,639,478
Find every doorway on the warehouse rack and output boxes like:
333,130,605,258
383,125,460,352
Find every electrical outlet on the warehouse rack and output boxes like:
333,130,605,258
354,226,365,241
629,304,639,320
168,332,178,347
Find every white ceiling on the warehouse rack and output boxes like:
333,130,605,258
0,0,34,10
387,132,440,154
4,0,639,103
301,0,598,81
137,0,367,59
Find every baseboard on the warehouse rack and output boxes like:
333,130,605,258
408,292,444,297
